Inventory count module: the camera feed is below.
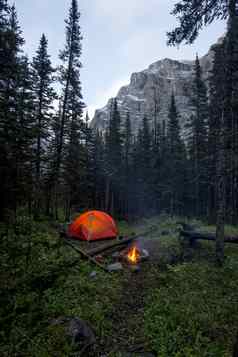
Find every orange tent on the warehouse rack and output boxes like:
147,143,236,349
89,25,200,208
67,210,118,241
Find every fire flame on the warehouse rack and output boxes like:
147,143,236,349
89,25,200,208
127,245,140,264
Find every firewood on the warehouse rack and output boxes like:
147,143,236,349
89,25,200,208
87,228,157,256
87,236,136,256
63,227,157,272
64,239,109,272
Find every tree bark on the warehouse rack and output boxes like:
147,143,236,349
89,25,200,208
215,111,225,265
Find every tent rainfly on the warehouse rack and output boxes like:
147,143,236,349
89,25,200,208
67,210,118,241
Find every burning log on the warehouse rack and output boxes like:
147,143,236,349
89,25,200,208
127,245,141,264
122,244,149,265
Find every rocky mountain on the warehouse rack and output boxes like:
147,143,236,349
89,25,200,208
91,41,218,134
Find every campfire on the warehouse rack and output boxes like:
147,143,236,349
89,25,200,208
119,243,149,267
127,245,141,264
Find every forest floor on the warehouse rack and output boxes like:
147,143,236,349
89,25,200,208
1,215,238,356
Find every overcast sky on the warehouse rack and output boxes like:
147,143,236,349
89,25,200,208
16,0,226,118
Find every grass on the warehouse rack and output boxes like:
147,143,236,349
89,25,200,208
142,217,238,357
144,257,238,356
0,218,124,356
1,215,238,356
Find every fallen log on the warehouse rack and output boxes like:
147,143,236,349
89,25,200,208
87,236,136,256
64,239,109,272
177,222,196,231
180,230,238,244
87,228,157,256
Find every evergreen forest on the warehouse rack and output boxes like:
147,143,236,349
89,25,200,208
1,0,238,356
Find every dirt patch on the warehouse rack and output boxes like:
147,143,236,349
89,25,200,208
97,262,159,356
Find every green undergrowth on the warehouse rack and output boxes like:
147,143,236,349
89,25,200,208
142,217,238,357
1,215,238,356
144,257,238,356
0,217,124,356
118,215,238,356
117,220,136,237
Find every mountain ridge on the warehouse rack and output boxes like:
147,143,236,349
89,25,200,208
91,39,218,133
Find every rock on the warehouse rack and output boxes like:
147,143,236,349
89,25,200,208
89,271,97,278
141,249,149,261
129,264,140,273
112,251,120,258
51,317,96,346
91,39,222,136
107,262,123,272
92,58,194,135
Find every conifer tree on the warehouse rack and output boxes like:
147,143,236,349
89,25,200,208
105,98,123,215
151,121,163,213
83,112,95,208
56,0,84,217
57,0,84,176
123,112,133,217
167,0,232,46
188,55,209,217
64,112,85,220
44,103,62,217
15,56,35,212
90,129,105,210
167,0,238,262
166,93,187,215
131,127,143,217
137,116,153,215
0,0,10,220
208,42,226,223
153,120,169,213
223,0,238,223
31,34,56,217
0,4,25,219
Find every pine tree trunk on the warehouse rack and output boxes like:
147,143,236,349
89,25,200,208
105,179,110,212
45,189,51,216
54,187,59,220
65,191,71,222
110,191,114,216
208,182,216,224
0,200,5,221
195,144,200,217
233,115,238,223
170,193,174,217
216,114,225,265
56,33,74,179
35,91,43,219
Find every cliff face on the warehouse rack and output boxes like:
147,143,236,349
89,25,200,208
91,43,216,133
